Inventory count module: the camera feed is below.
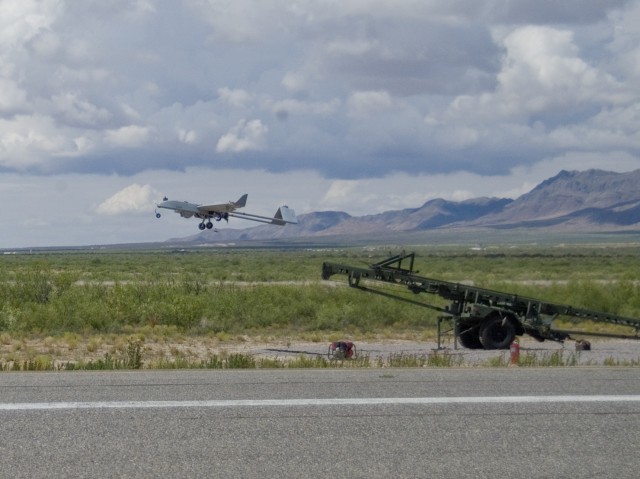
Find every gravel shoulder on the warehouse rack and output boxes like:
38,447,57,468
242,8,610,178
220,336,640,366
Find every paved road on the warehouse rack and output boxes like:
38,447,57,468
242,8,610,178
1,368,640,478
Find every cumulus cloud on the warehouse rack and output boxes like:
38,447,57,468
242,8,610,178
0,114,70,169
268,98,340,118
0,0,62,46
51,92,112,127
320,180,360,208
0,78,28,113
97,183,160,215
218,87,251,108
216,119,268,153
281,71,307,92
104,125,152,148
347,91,393,117
497,26,625,114
178,129,197,145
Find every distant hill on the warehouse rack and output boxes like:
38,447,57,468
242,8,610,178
469,169,640,230
172,169,640,243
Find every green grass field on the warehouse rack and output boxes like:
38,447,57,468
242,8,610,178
2,244,640,369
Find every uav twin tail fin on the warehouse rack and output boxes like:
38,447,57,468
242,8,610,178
234,194,248,208
271,206,298,225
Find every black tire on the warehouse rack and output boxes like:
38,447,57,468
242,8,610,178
479,316,516,350
456,323,483,349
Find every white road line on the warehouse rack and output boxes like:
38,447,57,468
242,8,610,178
1,395,640,411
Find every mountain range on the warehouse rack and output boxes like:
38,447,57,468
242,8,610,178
171,169,640,244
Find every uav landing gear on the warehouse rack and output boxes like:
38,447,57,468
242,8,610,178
199,221,215,231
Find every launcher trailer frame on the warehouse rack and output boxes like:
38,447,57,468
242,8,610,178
321,252,640,350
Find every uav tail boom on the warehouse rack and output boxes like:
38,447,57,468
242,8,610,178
228,205,297,225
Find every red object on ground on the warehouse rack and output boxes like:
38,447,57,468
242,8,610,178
328,341,356,359
510,338,520,365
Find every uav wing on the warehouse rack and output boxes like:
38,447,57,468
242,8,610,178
198,194,248,216
156,199,200,218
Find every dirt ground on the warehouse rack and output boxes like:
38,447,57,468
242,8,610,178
3,334,640,367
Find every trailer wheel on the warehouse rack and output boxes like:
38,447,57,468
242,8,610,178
456,324,483,349
321,265,331,280
479,316,516,350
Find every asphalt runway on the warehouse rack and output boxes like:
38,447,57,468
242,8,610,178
1,368,640,478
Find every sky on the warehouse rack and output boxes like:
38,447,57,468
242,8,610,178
1,0,639,248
